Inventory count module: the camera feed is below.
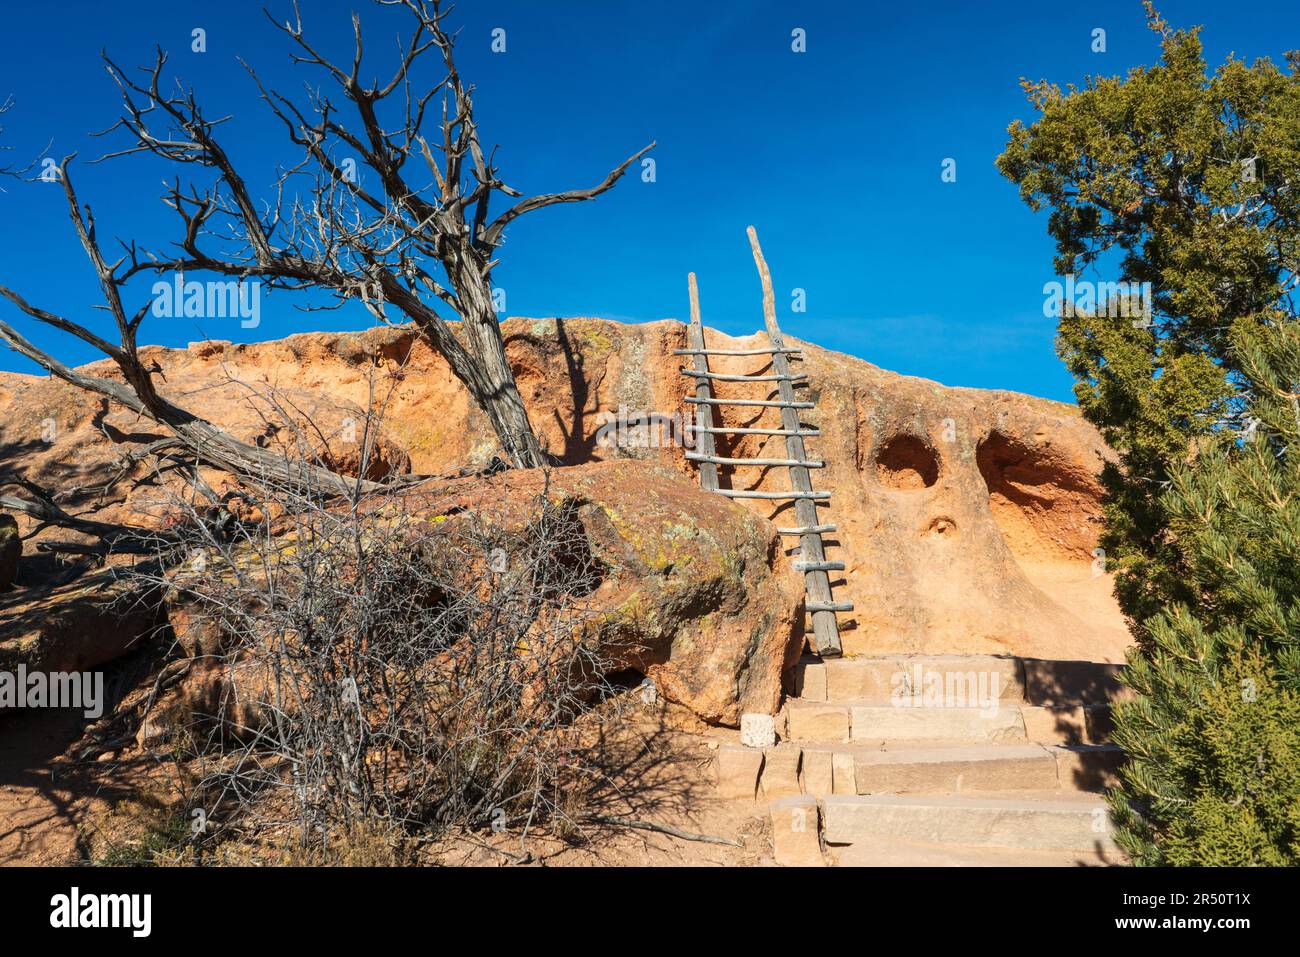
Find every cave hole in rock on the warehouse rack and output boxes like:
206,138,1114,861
975,429,1095,564
975,431,1058,505
876,434,940,489
597,667,651,705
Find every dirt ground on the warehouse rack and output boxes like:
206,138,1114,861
0,701,772,868
0,708,179,865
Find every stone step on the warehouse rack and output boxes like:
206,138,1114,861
769,795,825,867
821,792,1120,852
801,742,1121,795
788,697,1115,747
1020,703,1114,745
831,835,1125,867
793,655,1130,708
788,699,1114,746
795,655,1026,706
736,739,1123,799
787,699,1029,743
786,700,853,742
1050,743,1125,791
851,743,1060,793
850,704,1027,743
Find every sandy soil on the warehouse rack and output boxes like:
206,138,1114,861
0,703,774,868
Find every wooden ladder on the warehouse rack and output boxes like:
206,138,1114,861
673,227,850,657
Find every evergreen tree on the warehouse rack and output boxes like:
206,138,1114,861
1109,319,1300,864
998,5,1300,863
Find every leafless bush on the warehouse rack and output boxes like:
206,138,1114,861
121,386,636,859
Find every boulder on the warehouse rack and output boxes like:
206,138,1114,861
0,568,162,675
409,460,805,725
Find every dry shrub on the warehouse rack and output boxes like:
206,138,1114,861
126,390,638,859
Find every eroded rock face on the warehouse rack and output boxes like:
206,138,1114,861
0,316,1131,677
826,372,1122,660
510,318,1127,661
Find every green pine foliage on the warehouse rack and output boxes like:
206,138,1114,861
998,4,1300,864
1108,319,1300,864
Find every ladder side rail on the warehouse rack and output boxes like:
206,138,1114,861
747,226,842,656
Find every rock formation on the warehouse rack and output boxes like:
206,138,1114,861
146,460,802,733
0,316,1131,725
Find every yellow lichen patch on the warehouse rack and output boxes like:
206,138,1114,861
578,323,614,356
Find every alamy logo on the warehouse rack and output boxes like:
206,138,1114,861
151,273,262,328
1042,274,1152,325
595,406,697,449
890,665,1002,717
0,666,103,718
50,887,151,937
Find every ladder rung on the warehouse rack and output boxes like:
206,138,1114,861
807,601,854,613
679,368,808,383
775,524,837,535
686,453,824,468
672,348,803,357
712,489,831,500
686,426,821,437
794,560,845,572
685,397,815,409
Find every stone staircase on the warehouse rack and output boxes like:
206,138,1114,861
714,654,1131,866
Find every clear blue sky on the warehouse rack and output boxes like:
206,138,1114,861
0,0,1293,400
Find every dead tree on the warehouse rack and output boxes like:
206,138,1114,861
89,0,652,468
0,0,649,545
0,160,374,499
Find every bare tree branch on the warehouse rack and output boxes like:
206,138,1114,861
0,157,384,497
49,0,654,469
